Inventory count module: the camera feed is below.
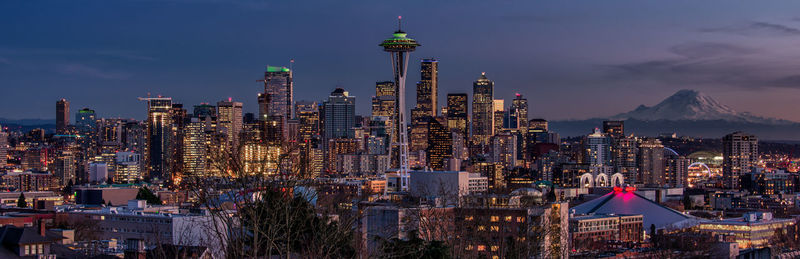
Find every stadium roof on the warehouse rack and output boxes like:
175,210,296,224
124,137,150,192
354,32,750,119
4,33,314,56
572,187,697,233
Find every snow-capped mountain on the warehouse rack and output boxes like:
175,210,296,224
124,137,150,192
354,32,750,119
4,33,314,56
611,89,793,124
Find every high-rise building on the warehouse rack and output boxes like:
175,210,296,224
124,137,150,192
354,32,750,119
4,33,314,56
491,132,517,169
75,108,97,131
492,99,504,135
416,59,438,117
56,99,70,134
602,121,624,140
506,94,528,130
471,73,494,146
261,65,293,141
426,117,451,171
217,99,243,151
446,93,468,135
529,119,548,131
380,18,420,189
586,129,612,167
638,138,665,186
54,147,76,186
664,152,689,187
375,81,396,98
0,127,7,167
115,151,141,183
295,101,320,142
723,132,758,189
614,136,638,184
182,118,208,178
138,97,173,181
323,88,356,141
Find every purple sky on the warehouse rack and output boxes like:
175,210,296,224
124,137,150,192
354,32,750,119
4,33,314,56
2,0,800,121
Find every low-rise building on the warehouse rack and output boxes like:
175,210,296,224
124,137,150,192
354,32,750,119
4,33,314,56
695,212,794,249
569,213,643,252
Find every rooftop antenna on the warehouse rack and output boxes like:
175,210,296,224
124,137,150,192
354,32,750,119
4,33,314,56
290,58,294,72
398,16,402,31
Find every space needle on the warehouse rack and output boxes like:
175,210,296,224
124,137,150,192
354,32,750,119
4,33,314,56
380,16,419,192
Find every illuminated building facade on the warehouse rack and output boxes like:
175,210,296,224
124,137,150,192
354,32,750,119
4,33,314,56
323,88,356,141
492,99,504,135
471,73,494,146
602,120,624,140
416,59,438,117
638,138,665,186
723,131,758,189
505,94,528,130
261,65,293,142
569,214,643,252
446,93,468,135
696,212,793,249
426,117,451,171
217,99,243,151
326,138,358,174
115,151,141,183
139,97,173,181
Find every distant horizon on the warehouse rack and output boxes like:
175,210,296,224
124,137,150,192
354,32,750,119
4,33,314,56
2,88,795,124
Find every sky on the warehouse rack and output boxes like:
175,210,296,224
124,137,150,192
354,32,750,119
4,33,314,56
3,0,800,122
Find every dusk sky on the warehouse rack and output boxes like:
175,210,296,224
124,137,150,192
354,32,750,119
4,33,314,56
3,0,800,121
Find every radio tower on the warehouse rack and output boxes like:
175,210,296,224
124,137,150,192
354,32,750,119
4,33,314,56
380,16,419,191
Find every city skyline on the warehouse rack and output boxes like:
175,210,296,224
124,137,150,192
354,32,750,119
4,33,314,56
4,1,800,121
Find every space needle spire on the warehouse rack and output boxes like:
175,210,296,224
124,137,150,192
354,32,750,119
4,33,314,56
380,16,419,192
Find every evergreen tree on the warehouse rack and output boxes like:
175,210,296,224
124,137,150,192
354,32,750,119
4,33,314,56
16,192,26,208
136,187,162,205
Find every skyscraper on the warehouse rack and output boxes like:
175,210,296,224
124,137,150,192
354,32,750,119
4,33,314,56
723,131,758,189
260,65,293,141
380,17,419,191
295,101,320,143
182,118,208,178
371,81,396,144
446,93,468,135
138,97,173,181
602,121,624,140
638,138,665,186
471,72,494,146
416,59,438,117
614,136,638,184
75,108,97,131
217,99,243,151
492,99,504,135
426,117,451,171
0,127,7,167
323,88,356,141
586,128,612,167
56,99,70,134
506,94,528,130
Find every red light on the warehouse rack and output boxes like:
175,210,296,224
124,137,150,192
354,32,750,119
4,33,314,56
613,186,622,193
625,186,636,192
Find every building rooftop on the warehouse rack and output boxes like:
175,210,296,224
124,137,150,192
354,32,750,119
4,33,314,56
572,188,696,233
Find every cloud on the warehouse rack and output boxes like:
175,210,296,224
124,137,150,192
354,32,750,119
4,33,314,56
606,41,800,89
668,42,757,59
701,21,800,36
55,63,131,80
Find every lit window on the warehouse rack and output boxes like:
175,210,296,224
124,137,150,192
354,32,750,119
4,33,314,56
504,216,512,222
490,216,499,222
477,245,486,251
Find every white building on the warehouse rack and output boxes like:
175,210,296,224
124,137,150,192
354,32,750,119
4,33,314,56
409,171,488,205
